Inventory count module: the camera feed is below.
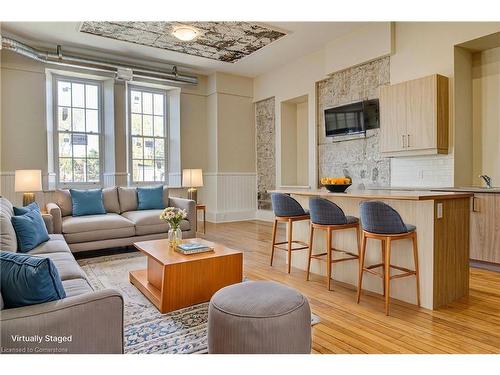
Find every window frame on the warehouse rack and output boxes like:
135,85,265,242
127,85,169,185
53,74,105,188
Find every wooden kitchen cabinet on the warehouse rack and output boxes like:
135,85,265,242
470,193,500,264
379,81,407,153
380,74,449,157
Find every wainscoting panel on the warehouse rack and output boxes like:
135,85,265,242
199,172,257,223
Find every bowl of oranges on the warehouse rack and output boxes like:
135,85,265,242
320,177,352,193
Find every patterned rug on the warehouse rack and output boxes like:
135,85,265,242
78,252,320,354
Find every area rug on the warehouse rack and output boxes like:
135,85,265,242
78,252,320,354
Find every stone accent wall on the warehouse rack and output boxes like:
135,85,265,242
317,57,391,188
255,97,276,210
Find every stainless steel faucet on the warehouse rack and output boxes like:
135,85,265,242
479,175,492,188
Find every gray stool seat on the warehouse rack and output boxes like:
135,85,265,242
207,281,312,354
309,197,359,225
360,200,416,234
405,224,416,232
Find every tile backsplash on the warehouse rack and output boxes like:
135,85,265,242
390,154,454,187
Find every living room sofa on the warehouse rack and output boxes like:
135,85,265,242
0,197,124,354
47,186,196,252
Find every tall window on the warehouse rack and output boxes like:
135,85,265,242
129,87,167,183
55,77,102,184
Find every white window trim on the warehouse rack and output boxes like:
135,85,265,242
52,74,105,188
127,84,169,185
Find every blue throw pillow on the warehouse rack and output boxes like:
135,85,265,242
13,201,40,216
0,251,66,308
70,188,106,216
11,206,50,252
137,186,164,210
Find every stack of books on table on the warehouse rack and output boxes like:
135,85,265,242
175,242,214,255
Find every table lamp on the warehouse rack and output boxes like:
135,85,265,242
182,169,203,203
15,169,42,206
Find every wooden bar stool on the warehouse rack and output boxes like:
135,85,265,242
270,193,310,274
306,198,360,291
356,201,421,316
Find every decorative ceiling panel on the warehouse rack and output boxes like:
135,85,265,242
79,22,287,63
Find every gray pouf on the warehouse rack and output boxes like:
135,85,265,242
208,281,312,354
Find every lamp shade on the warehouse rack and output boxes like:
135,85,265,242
15,170,42,192
182,169,203,188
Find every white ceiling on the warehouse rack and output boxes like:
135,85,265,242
1,22,367,77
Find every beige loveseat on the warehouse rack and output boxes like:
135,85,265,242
0,197,124,354
47,186,196,252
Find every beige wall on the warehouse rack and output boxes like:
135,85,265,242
1,51,47,172
453,46,474,187
279,98,309,186
205,72,255,173
296,101,309,186
472,46,500,186
280,101,298,185
180,92,208,171
217,93,255,172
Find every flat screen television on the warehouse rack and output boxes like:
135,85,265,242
324,99,379,137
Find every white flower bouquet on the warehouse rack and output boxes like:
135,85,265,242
159,207,188,230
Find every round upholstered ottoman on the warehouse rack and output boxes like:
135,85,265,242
207,281,311,354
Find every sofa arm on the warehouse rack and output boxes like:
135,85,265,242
46,202,62,234
0,289,124,354
42,213,54,234
169,197,196,236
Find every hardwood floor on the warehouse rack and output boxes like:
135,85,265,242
199,220,500,354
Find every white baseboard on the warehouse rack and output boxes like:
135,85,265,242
206,210,257,223
255,209,274,222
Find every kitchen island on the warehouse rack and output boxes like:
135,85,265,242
270,188,473,310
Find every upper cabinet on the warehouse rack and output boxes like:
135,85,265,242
379,74,449,157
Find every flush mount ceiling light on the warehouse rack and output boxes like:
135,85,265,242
172,26,200,42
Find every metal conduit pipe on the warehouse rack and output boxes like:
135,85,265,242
1,36,198,85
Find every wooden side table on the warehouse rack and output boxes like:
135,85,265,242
196,204,206,234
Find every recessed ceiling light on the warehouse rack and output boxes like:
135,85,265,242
172,26,200,42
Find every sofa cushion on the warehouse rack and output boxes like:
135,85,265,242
64,227,136,244
118,186,169,213
70,188,107,216
11,205,50,252
62,213,134,234
56,187,121,216
0,198,17,252
33,251,87,281
28,234,72,255
55,189,73,217
62,278,93,297
13,201,40,215
0,251,66,308
103,187,120,214
137,186,165,210
121,210,190,236
118,187,138,213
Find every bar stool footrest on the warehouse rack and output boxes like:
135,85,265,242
273,240,309,251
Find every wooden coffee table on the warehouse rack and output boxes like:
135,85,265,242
129,238,243,313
